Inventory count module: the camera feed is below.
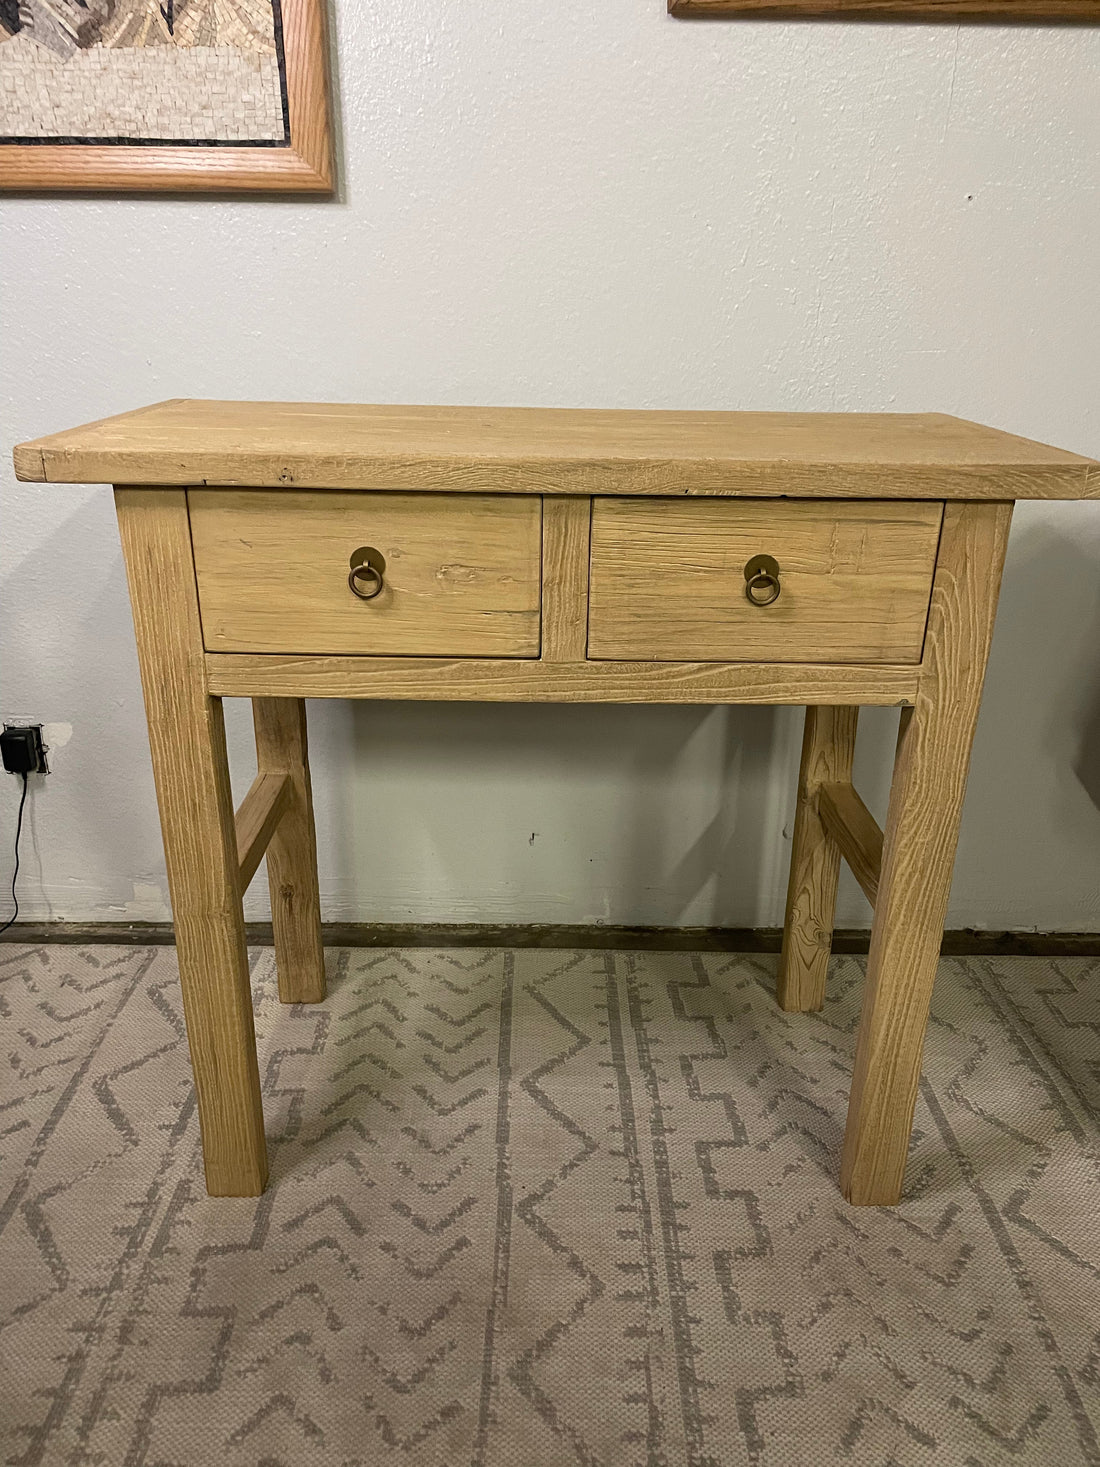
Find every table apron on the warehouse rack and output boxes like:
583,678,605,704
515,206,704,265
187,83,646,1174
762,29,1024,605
203,653,919,705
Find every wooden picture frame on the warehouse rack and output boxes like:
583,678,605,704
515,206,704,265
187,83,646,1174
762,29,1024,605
670,0,1099,16
0,0,333,193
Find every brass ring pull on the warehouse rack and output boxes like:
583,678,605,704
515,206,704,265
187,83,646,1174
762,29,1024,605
744,554,781,607
348,546,387,600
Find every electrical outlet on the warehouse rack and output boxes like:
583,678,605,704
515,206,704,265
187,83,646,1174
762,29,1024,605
1,724,48,775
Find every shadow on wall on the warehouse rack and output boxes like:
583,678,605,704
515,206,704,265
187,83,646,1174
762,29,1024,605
330,699,786,927
1077,707,1100,810
617,702,782,925
954,504,1100,928
1065,551,1100,814
1,488,171,919
998,514,1100,812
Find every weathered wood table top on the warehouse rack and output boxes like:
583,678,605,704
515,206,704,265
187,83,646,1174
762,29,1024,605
16,399,1097,497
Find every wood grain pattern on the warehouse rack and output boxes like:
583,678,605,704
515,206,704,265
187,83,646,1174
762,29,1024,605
588,499,942,663
189,490,542,657
205,653,920,704
253,698,325,1005
777,707,859,1012
114,487,267,1196
0,0,333,193
841,501,1014,1207
15,401,1097,498
541,497,591,662
234,770,291,890
819,780,884,906
671,0,1100,17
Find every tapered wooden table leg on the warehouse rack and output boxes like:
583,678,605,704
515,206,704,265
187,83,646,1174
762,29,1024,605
778,706,859,1012
253,698,325,1004
116,487,267,1197
841,502,1012,1206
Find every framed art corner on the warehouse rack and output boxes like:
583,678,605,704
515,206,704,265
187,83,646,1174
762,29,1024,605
0,0,335,193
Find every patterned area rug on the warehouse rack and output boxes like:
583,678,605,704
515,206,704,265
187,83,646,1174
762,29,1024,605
1,944,1098,1467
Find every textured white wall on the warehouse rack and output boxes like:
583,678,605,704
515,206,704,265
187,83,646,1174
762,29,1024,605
3,1,1100,930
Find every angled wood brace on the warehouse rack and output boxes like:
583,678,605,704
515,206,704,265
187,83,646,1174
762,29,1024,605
819,780,884,907
234,771,293,889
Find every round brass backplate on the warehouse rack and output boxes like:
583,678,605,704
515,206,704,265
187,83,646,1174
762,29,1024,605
348,545,387,600
743,553,781,607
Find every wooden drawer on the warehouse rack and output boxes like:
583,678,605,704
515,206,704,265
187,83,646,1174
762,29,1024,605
190,490,541,657
587,499,943,664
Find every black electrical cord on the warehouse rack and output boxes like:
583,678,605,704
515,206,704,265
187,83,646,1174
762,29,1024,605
0,772,29,936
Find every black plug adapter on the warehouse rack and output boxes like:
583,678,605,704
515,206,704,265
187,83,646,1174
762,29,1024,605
1,725,48,775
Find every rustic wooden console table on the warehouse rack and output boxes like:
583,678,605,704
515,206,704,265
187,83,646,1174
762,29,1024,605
16,402,1097,1205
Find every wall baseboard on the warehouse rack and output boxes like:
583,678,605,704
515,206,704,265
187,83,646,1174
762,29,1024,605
2,920,1100,956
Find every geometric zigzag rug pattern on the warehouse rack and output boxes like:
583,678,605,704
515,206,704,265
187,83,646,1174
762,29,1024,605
1,944,1098,1467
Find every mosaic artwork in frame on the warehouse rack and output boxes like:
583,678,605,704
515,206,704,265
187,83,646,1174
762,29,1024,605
0,0,332,191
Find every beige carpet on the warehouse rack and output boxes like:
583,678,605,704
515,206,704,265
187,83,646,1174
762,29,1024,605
1,945,1098,1467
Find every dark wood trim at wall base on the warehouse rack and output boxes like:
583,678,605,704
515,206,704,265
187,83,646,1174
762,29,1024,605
3,921,1100,957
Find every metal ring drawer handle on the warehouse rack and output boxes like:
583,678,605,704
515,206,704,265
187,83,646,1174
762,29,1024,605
744,554,781,607
348,546,387,600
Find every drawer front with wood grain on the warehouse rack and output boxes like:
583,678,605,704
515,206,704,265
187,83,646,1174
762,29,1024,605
587,499,943,664
190,490,542,657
